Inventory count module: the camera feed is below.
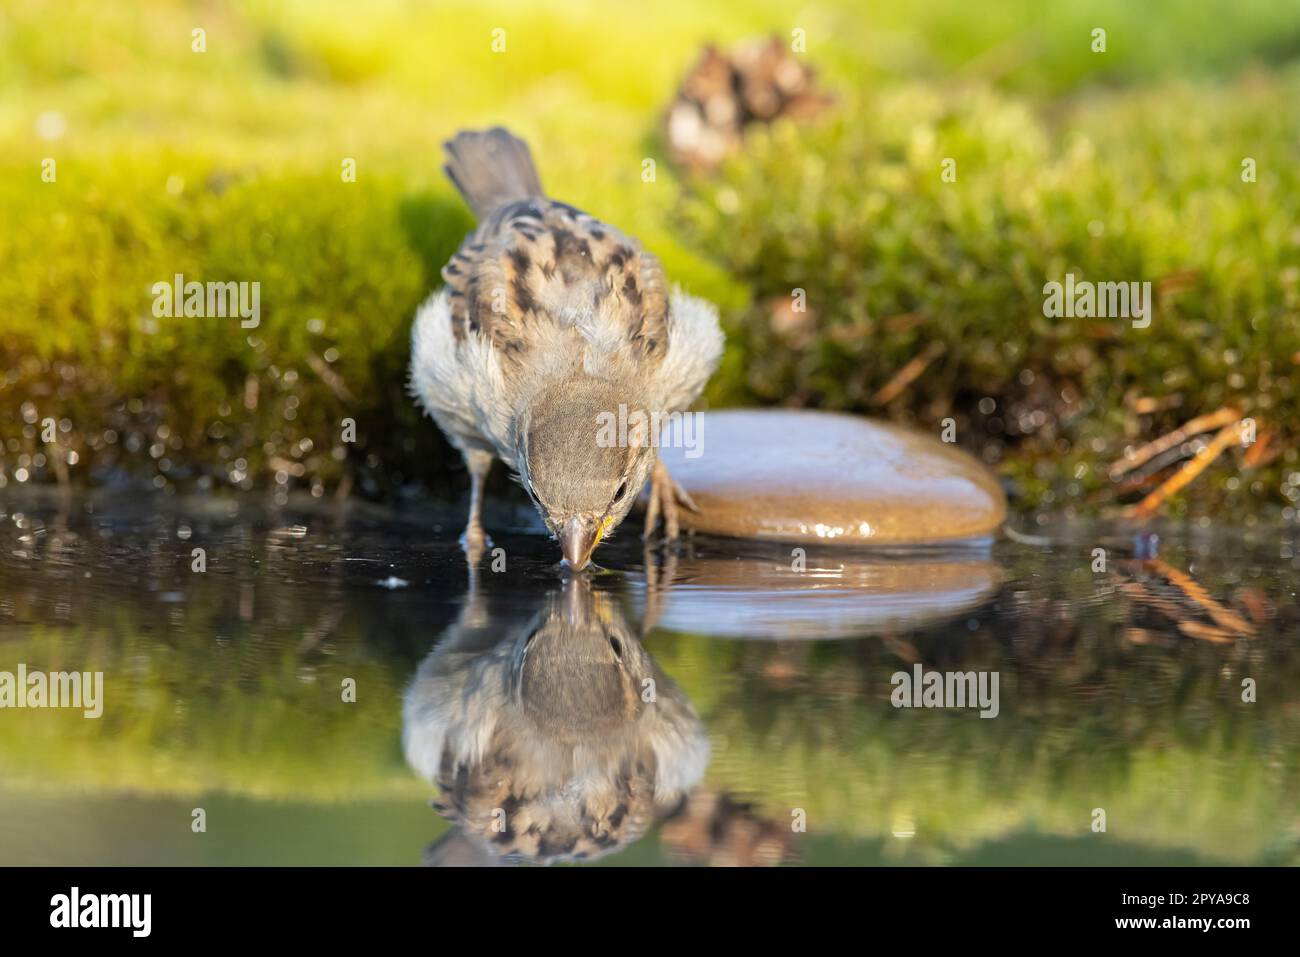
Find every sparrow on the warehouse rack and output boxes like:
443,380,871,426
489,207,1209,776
410,127,723,568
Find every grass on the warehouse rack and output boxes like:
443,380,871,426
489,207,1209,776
2,0,1299,517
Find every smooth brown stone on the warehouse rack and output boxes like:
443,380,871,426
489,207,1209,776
657,409,1005,544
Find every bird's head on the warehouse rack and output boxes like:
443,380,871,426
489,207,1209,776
513,577,651,739
517,378,657,569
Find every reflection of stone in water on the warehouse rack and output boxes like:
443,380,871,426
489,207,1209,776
635,547,1002,640
402,579,709,865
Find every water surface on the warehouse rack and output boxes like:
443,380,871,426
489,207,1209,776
0,491,1296,865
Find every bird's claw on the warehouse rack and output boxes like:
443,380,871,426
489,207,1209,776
643,459,695,544
674,480,700,514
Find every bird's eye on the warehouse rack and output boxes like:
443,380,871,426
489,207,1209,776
613,480,628,502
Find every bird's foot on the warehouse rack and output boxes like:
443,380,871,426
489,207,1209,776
643,459,698,544
460,522,492,563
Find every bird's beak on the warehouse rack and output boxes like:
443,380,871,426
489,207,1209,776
560,517,601,570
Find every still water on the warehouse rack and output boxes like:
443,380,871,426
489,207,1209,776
0,490,1296,866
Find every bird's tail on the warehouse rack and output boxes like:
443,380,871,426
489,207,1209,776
442,127,544,219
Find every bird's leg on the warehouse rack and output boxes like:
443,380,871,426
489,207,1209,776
640,538,679,636
461,449,493,562
643,458,698,543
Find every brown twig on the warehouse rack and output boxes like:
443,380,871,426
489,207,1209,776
1119,579,1187,621
1124,419,1242,518
1241,426,1278,468
307,353,355,403
333,470,353,502
869,341,946,406
1145,559,1255,637
1109,406,1239,479
1177,620,1235,644
1127,393,1184,415
882,311,926,334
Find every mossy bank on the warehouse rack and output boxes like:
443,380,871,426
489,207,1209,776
3,0,1299,522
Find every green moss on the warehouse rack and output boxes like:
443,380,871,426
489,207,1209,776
678,76,1300,517
0,154,469,494
3,0,1300,514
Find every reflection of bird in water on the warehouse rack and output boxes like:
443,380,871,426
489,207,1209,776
658,792,795,867
402,576,709,865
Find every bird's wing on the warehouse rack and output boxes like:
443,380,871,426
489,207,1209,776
409,288,514,461
653,288,725,413
441,199,670,368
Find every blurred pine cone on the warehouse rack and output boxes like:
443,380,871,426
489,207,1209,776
665,36,834,173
